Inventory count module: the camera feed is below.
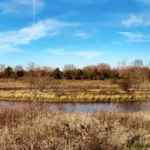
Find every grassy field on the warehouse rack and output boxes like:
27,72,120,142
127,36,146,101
0,78,118,89
0,78,149,102
0,90,148,102
0,83,149,103
0,106,150,150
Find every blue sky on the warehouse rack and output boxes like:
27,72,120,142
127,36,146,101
0,0,150,68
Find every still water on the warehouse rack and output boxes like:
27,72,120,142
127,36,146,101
0,101,150,113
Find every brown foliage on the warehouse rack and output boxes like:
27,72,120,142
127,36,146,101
0,108,150,150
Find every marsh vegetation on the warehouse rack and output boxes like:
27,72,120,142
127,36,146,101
0,59,150,102
0,106,150,150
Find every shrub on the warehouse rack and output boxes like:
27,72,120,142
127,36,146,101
117,79,132,92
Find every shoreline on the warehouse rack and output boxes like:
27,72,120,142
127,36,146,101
0,97,149,103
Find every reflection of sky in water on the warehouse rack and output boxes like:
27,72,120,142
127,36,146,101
0,101,150,113
48,102,150,113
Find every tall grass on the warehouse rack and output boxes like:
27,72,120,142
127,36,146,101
0,105,150,150
0,90,147,102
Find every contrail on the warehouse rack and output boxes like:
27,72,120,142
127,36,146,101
33,0,36,23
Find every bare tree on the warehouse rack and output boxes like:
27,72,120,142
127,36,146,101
26,62,36,71
63,64,76,71
116,61,133,92
128,66,141,92
33,66,52,92
26,63,52,92
0,64,5,77
117,60,128,79
130,60,150,100
63,64,77,79
26,62,36,91
0,64,5,73
129,59,144,92
132,59,143,67
96,63,111,71
141,64,150,100
14,65,23,72
83,65,97,80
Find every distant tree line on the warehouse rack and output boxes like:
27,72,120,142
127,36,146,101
0,63,112,80
1,59,150,93
0,59,150,96
0,60,149,81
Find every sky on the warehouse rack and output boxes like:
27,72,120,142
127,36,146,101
0,0,150,69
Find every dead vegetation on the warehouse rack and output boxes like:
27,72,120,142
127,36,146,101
0,107,150,150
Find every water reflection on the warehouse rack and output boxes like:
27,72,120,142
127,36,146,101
0,101,150,113
49,102,150,113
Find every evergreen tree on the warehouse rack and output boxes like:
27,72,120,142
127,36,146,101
4,66,13,77
53,68,62,79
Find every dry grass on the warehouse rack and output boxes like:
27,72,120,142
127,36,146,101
0,78,149,102
0,90,147,102
0,78,28,89
0,107,150,150
0,78,118,89
50,80,118,89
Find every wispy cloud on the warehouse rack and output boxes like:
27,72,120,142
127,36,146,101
0,19,77,54
122,15,143,27
75,31,90,39
122,14,150,27
48,49,102,58
136,0,150,5
0,44,22,54
0,0,45,15
118,31,150,42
